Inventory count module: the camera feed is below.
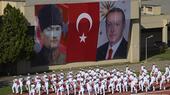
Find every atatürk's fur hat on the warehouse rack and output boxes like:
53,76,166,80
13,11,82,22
38,5,63,31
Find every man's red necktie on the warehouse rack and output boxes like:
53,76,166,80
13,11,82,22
107,48,113,60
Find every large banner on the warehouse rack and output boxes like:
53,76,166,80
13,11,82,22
33,0,130,66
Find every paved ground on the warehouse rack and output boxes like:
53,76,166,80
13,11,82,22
9,89,170,95
1,60,170,87
1,60,170,95
0,61,170,83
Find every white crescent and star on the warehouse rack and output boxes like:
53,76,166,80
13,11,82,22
76,13,93,43
79,33,87,43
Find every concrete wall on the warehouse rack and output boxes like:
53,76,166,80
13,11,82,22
143,6,161,15
141,15,170,29
153,7,161,15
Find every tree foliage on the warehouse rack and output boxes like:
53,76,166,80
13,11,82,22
0,4,34,64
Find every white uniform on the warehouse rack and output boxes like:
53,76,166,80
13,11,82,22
30,83,35,95
18,78,23,94
140,65,145,74
113,75,118,93
150,64,156,76
93,78,99,95
35,78,41,95
153,67,159,78
143,69,148,75
138,74,143,91
86,80,92,95
160,74,166,90
52,77,57,93
65,80,70,95
57,80,64,95
12,79,19,94
72,79,77,95
130,77,138,93
26,77,31,94
108,77,114,94
79,80,85,95
125,66,129,74
164,67,169,82
156,71,162,84
167,69,170,82
154,67,158,75
100,79,106,95
116,76,122,93
142,75,149,92
122,76,128,92
149,76,156,91
44,78,49,95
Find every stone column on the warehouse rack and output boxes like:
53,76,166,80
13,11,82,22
128,0,140,63
162,19,168,44
128,20,140,63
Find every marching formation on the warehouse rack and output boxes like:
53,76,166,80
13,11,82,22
12,64,170,95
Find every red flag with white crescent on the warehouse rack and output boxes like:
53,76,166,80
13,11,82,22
67,3,99,62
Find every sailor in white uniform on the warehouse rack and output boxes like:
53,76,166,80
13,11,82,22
30,81,36,95
100,78,106,95
65,79,70,95
116,75,122,93
160,74,166,90
18,78,23,94
122,74,128,92
26,76,31,94
35,76,41,95
44,75,49,95
149,75,156,91
12,78,19,94
72,78,77,95
58,79,64,95
78,78,85,95
86,79,92,95
142,74,150,92
93,78,100,95
108,76,115,94
138,73,143,91
130,75,138,93
156,70,162,84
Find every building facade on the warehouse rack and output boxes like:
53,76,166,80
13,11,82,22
1,0,169,74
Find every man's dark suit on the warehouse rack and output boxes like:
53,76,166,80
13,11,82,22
96,38,128,61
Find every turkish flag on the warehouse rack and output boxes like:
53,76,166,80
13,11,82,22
67,3,99,62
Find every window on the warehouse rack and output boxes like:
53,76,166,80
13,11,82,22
147,7,152,12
